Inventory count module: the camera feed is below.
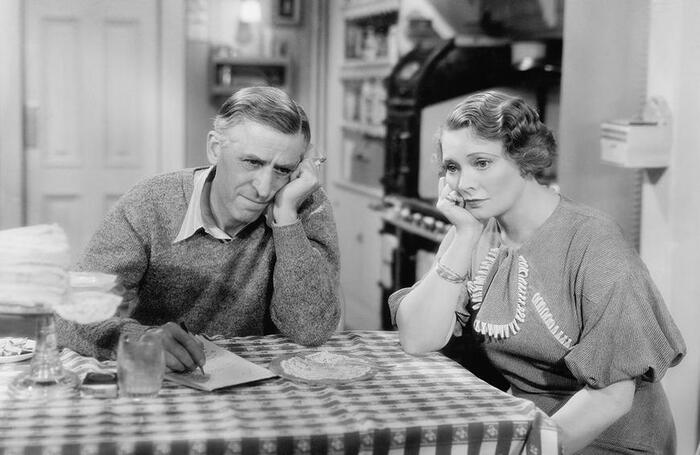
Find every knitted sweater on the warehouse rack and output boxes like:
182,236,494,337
56,168,341,359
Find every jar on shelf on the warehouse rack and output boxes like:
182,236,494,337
362,26,379,61
371,79,387,126
218,65,232,86
344,83,360,121
360,79,374,125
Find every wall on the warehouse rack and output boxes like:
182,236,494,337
558,0,648,248
559,0,698,452
642,1,700,453
0,0,24,228
184,0,322,168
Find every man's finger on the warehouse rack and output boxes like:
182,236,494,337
160,322,205,370
162,335,197,371
165,351,187,372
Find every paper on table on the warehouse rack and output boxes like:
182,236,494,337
164,336,276,391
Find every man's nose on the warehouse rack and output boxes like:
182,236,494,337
252,167,274,199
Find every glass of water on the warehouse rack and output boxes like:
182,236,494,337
117,331,165,399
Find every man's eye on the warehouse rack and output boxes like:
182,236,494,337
274,168,293,176
242,159,262,168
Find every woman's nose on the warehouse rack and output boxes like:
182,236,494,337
457,170,476,192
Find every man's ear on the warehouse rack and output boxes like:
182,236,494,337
206,131,221,165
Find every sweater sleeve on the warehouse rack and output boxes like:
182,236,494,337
56,182,154,360
269,187,341,346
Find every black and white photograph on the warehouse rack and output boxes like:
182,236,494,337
0,1,697,454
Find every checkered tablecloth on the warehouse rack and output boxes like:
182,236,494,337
0,331,560,455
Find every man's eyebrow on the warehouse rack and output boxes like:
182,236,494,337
239,153,299,170
273,160,301,171
240,154,265,162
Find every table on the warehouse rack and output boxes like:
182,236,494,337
0,331,560,455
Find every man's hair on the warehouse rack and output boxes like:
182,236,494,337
438,90,556,177
213,86,310,145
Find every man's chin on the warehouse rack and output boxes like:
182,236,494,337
234,206,267,222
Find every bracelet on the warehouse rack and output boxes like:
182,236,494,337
436,259,467,284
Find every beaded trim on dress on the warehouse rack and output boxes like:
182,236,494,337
468,247,529,340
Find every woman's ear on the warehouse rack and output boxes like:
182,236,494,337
206,131,221,165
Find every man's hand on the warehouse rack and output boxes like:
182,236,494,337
150,322,206,372
271,156,321,225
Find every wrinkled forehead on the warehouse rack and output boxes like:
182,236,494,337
222,121,308,165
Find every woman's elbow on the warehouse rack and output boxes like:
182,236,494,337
606,379,636,419
398,330,442,355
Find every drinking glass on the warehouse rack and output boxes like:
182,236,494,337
7,310,80,399
117,331,165,398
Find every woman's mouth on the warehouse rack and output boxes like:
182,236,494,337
465,199,487,209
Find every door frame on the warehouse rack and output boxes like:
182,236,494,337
0,0,185,229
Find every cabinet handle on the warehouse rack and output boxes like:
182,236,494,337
353,153,371,163
24,103,39,148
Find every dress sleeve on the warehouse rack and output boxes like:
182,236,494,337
564,229,686,389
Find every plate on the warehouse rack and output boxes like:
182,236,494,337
269,351,377,385
0,337,35,364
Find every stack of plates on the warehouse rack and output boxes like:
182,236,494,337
0,224,70,314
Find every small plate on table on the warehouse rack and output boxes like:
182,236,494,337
269,351,377,386
0,337,35,364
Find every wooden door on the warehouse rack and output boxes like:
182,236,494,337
24,0,160,261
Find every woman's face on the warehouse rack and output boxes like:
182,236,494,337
440,127,527,221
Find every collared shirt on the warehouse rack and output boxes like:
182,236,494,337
173,166,232,243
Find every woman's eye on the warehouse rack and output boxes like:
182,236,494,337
474,159,491,169
443,163,458,173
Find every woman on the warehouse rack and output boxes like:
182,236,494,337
389,91,685,454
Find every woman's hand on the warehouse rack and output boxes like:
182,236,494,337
435,177,483,237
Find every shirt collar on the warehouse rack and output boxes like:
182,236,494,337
173,166,232,244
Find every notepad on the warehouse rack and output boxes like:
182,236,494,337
164,336,276,391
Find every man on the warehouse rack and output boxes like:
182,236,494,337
57,87,341,372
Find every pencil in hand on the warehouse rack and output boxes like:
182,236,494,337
178,321,206,375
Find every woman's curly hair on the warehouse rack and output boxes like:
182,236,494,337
438,90,556,177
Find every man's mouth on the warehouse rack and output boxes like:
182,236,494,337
241,196,270,207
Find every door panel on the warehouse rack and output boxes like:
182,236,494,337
333,188,383,330
25,0,159,261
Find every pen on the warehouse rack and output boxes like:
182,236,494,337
178,321,206,375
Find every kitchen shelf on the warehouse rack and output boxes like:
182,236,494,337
209,56,291,98
341,121,386,138
341,60,394,79
381,215,446,244
335,179,384,199
342,0,400,20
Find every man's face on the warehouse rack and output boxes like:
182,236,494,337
207,120,306,232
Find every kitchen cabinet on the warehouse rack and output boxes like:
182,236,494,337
333,188,383,330
326,0,400,329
